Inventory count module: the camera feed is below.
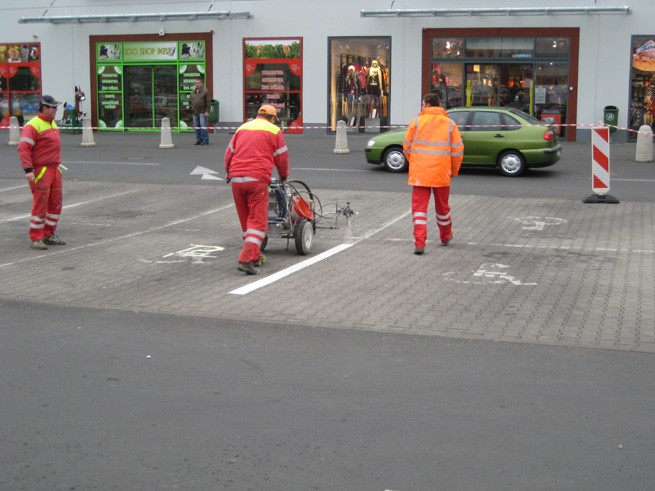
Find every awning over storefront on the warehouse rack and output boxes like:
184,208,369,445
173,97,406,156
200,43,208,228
19,11,252,24
361,6,630,17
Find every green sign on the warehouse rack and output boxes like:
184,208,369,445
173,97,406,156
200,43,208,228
123,42,178,61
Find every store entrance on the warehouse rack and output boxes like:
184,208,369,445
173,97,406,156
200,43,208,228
464,63,534,114
124,65,178,130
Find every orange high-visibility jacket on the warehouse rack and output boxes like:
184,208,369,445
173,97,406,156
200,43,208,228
403,106,464,188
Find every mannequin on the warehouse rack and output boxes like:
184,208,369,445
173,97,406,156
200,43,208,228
343,65,360,124
366,60,385,118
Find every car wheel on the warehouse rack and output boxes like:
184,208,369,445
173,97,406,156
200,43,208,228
498,150,526,177
382,146,408,173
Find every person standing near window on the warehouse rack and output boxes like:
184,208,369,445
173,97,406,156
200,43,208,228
190,78,210,145
17,95,66,250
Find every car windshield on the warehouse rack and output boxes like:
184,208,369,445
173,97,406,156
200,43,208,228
507,108,543,125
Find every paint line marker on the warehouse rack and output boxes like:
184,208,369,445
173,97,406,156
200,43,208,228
229,243,353,295
230,209,412,295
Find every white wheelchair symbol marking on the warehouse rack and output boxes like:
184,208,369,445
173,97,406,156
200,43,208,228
140,244,225,264
510,216,567,231
443,263,537,286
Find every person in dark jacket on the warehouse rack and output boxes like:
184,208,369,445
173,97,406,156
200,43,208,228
190,79,210,145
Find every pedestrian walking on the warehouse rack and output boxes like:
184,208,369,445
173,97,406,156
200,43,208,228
17,95,67,250
403,93,464,255
190,78,210,145
224,104,290,275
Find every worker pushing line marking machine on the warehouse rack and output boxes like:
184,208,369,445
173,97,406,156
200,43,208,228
262,178,355,256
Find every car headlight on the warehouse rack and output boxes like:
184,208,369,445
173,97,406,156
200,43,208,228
366,139,376,147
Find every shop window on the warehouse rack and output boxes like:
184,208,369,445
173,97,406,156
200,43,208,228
534,62,568,135
328,37,391,132
243,38,303,133
431,38,464,59
431,62,463,109
466,37,533,59
0,43,41,126
535,38,570,59
629,36,655,139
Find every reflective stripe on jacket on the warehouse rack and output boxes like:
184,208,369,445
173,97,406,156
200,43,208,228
403,106,464,188
18,115,61,172
224,116,290,183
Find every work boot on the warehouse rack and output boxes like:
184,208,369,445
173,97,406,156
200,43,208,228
43,234,66,245
237,261,260,275
254,254,266,268
31,240,48,250
414,246,424,255
441,232,454,246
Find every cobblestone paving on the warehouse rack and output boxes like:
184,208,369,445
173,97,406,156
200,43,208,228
1,180,653,352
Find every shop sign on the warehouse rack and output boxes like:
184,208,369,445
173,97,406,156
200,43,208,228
123,42,178,61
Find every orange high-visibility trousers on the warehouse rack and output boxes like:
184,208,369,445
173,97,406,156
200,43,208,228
28,166,63,242
411,186,451,247
231,180,269,263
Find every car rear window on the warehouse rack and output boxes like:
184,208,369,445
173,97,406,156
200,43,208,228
507,108,543,125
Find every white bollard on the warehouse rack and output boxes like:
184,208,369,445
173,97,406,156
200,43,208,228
159,117,174,149
635,125,653,163
333,120,350,154
80,117,96,147
8,116,20,145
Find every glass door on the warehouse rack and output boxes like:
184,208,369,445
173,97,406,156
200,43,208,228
465,64,499,107
124,65,178,130
498,64,534,114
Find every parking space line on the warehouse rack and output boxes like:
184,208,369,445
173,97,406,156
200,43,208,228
0,203,234,269
2,190,140,223
229,209,411,295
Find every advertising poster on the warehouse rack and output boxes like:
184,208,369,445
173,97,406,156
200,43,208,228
244,38,303,133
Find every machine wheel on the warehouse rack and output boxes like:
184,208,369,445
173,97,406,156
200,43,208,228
382,146,408,173
294,220,313,255
260,235,268,252
498,150,527,177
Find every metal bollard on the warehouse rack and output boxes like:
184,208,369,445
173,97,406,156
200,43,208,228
635,125,653,162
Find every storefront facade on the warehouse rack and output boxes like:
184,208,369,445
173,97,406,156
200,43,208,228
1,1,653,142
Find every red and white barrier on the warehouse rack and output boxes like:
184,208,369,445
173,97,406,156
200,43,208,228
584,125,619,203
592,126,610,195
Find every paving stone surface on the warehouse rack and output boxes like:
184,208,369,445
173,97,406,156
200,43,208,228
1,179,653,352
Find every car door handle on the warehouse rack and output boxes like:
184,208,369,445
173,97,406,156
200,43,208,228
494,134,505,138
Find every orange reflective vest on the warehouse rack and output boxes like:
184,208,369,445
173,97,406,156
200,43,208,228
403,106,464,188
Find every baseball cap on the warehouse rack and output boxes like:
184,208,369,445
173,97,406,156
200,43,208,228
257,104,278,118
41,95,60,107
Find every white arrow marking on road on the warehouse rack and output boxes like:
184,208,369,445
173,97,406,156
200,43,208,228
190,166,223,181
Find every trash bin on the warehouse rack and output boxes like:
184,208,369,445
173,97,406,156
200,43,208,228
208,100,219,123
603,105,619,132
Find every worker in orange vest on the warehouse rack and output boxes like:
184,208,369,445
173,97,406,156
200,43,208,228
403,93,464,255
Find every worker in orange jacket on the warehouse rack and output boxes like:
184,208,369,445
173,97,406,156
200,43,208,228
403,93,464,255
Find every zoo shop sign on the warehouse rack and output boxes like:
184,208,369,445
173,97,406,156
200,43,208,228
122,42,178,61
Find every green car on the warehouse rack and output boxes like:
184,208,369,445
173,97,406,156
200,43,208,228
365,107,562,176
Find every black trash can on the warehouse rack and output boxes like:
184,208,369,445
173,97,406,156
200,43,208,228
208,100,219,123
603,105,618,132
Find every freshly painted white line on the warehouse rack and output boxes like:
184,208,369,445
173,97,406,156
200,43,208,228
2,190,140,222
293,167,369,172
0,203,235,269
229,243,354,295
230,209,412,295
